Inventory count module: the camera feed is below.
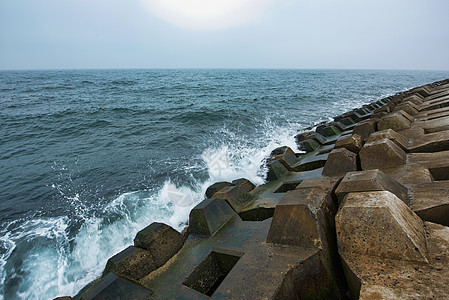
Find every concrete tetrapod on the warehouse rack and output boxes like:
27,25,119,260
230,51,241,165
336,191,428,263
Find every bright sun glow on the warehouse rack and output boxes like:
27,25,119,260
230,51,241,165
140,0,274,30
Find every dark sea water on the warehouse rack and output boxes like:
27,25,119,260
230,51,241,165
0,69,448,299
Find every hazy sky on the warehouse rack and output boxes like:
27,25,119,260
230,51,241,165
1,0,448,70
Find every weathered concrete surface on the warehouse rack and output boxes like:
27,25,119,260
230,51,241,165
134,222,187,268
268,146,300,171
365,129,408,152
377,112,412,131
334,133,363,154
140,217,341,299
411,181,449,226
359,138,406,170
78,273,153,300
353,119,377,141
266,159,289,181
341,222,449,299
335,169,408,205
322,148,358,177
212,185,254,212
205,181,233,199
103,246,157,282
266,187,336,249
189,198,237,237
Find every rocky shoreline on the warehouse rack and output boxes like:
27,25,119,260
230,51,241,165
57,78,449,299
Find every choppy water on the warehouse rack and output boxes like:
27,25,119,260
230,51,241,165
1,69,448,299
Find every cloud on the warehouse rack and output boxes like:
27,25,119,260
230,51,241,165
140,0,274,30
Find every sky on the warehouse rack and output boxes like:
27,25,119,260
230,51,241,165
1,0,448,70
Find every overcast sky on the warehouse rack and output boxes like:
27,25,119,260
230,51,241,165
1,0,448,70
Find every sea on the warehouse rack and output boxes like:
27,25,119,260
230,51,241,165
0,69,448,299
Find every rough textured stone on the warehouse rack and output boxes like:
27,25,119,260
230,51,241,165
403,94,423,105
297,138,321,152
394,102,420,116
189,198,236,237
413,87,431,98
411,181,449,226
378,112,412,131
269,146,300,171
334,133,363,154
213,185,253,212
80,273,153,300
266,160,288,181
316,124,341,137
352,119,377,141
336,191,428,263
232,178,255,192
359,138,406,170
103,246,157,281
134,222,186,268
266,187,336,250
335,169,408,205
205,181,233,199
321,148,358,177
366,129,408,152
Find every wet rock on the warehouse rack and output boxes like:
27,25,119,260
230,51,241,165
266,160,288,181
103,246,157,281
134,222,186,268
213,185,254,212
268,146,300,171
322,148,358,177
232,178,255,192
205,181,233,199
189,198,236,237
316,124,341,137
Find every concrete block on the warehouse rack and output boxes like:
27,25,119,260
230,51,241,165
80,273,153,300
189,198,236,237
359,138,406,170
266,187,336,250
321,148,358,177
413,87,431,98
334,134,363,154
266,160,288,181
366,129,408,152
134,222,186,268
103,246,157,281
411,181,449,226
397,109,415,122
336,191,428,262
213,185,254,212
335,169,408,205
232,178,255,192
352,119,377,141
205,181,233,199
378,112,412,131
296,176,340,196
297,138,321,152
403,94,424,105
316,124,340,137
269,146,300,171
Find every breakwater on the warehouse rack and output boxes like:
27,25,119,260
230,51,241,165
59,78,449,299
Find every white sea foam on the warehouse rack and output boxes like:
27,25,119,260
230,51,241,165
0,119,305,300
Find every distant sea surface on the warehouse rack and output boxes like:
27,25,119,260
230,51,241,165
1,69,448,299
